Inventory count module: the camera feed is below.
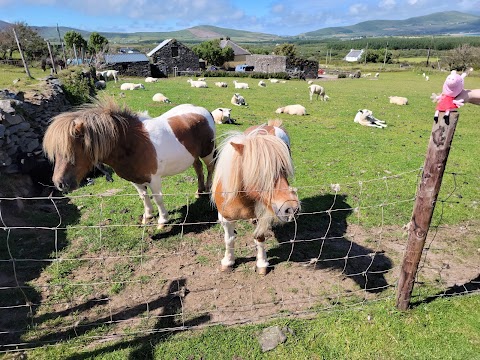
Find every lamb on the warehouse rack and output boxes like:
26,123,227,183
354,109,387,128
258,80,266,87
120,83,145,90
389,96,408,105
309,84,327,101
231,93,247,106
187,79,208,88
215,81,228,88
94,80,106,90
152,93,171,103
104,70,119,82
233,80,249,89
211,107,234,124
145,77,159,83
275,104,306,116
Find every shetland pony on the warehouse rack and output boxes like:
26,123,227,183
211,121,300,275
43,99,216,229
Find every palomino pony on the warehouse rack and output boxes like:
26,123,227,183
212,120,300,275
43,99,216,229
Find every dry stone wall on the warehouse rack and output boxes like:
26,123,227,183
0,77,72,175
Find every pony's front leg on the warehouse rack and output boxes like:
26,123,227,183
255,236,269,275
148,177,168,229
132,183,155,224
219,213,236,271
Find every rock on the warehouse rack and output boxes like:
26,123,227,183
258,326,288,352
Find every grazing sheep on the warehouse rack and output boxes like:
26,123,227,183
258,80,266,87
145,77,159,83
211,107,234,124
231,93,247,106
275,104,306,116
309,84,327,101
120,83,145,90
375,73,380,78
94,80,106,90
307,80,314,84
215,81,228,88
105,70,119,82
233,80,249,89
354,109,387,128
269,78,280,83
389,96,408,105
152,93,171,103
187,79,208,88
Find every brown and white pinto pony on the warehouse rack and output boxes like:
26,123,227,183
43,99,216,229
212,120,300,275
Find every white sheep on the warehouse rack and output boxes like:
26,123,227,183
233,80,249,89
275,104,306,116
120,83,145,90
211,107,233,124
231,93,247,106
197,77,206,81
425,76,429,81
187,79,208,88
258,80,266,87
375,73,380,78
389,96,408,105
215,81,228,88
309,84,327,101
269,78,280,83
94,80,106,90
105,70,119,82
145,77,159,83
307,80,314,84
152,93,171,103
354,109,387,128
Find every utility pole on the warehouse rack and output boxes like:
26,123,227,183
12,28,32,78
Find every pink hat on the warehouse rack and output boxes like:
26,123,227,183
442,70,466,97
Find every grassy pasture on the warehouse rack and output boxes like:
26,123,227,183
1,69,479,359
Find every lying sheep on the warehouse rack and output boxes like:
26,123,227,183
197,77,206,81
152,93,171,103
354,109,387,128
120,83,145,90
215,81,228,88
233,80,249,89
309,84,327,101
389,96,408,105
269,78,279,83
187,79,208,88
258,80,266,87
94,80,106,90
211,107,234,124
231,93,247,106
307,80,314,84
145,77,159,83
275,104,306,116
375,73,380,78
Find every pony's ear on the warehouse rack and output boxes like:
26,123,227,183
73,120,85,137
230,142,244,155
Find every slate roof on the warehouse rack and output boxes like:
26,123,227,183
219,39,251,56
344,49,364,61
104,53,149,64
147,39,173,57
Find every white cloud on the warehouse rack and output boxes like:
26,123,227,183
379,0,396,10
349,3,368,15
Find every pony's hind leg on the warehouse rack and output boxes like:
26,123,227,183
192,158,206,197
148,177,169,229
202,153,216,193
219,213,236,271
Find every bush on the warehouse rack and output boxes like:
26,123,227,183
57,66,97,105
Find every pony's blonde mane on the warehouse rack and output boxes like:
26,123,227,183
43,98,139,164
212,130,293,205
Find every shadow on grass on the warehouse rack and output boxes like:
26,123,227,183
269,193,394,293
63,278,211,360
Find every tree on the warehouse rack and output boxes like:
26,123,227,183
0,22,47,60
274,43,297,58
444,44,479,71
192,39,234,67
88,32,108,54
64,30,87,52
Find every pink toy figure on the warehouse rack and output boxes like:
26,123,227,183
433,70,467,123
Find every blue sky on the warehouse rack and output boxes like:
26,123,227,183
1,0,479,36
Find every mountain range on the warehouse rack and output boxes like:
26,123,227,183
1,11,480,43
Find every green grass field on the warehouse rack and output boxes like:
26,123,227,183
1,68,479,359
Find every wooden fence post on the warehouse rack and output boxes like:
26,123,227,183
12,28,32,78
396,111,459,310
46,40,57,74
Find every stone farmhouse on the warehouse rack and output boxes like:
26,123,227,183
147,39,200,77
103,53,150,77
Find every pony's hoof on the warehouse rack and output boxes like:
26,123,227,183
157,223,165,230
256,267,268,276
221,265,233,273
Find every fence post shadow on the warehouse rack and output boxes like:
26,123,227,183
269,193,394,293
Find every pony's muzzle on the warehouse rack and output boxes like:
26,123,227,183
273,200,300,223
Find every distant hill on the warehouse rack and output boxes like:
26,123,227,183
301,11,480,38
0,20,10,30
2,11,480,43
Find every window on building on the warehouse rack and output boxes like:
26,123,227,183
171,46,178,58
